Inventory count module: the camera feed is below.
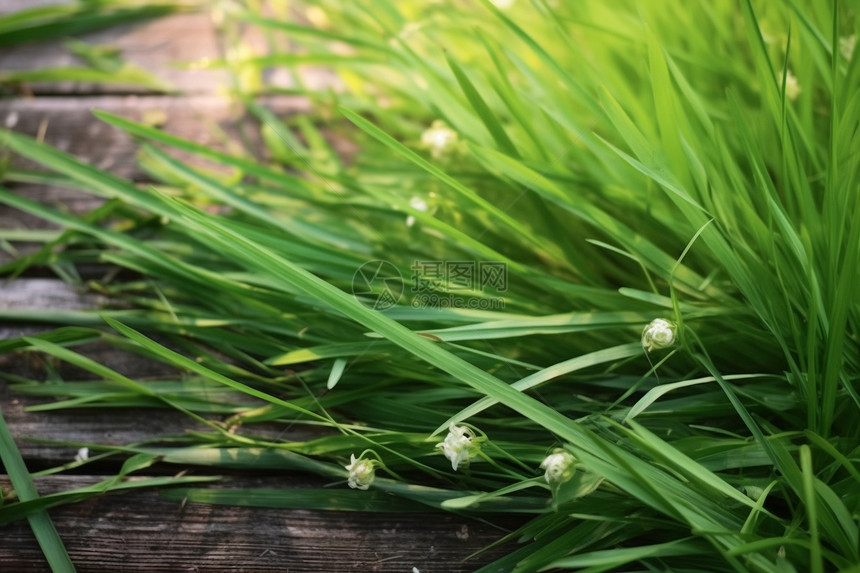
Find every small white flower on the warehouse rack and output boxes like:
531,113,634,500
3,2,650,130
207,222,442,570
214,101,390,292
841,35,856,61
784,70,801,101
406,197,429,227
641,318,677,352
436,423,479,471
345,454,375,490
420,120,458,159
540,450,575,485
74,447,89,463
490,0,516,8
410,197,429,212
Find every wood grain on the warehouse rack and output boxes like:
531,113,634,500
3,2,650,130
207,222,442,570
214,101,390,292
0,278,103,339
0,279,306,466
0,278,525,571
0,475,523,573
0,277,101,311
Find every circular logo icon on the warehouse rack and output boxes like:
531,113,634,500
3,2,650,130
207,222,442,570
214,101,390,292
351,260,403,311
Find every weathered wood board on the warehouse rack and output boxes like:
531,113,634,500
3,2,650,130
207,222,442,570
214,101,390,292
0,6,335,95
1,476,520,572
0,93,313,267
0,3,525,571
0,94,293,178
0,279,524,572
1,10,231,95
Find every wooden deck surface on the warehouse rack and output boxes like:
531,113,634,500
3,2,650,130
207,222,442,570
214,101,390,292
0,5,523,571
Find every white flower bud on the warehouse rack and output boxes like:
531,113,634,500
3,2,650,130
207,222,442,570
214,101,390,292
641,318,677,352
409,197,429,212
420,120,458,159
406,196,429,227
436,423,480,471
540,450,575,485
345,454,376,490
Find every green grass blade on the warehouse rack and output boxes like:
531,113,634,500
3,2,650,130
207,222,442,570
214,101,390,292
0,406,75,572
444,52,519,157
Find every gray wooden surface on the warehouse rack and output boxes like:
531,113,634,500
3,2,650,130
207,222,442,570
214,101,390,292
1,475,518,573
0,286,521,571
0,5,522,571
0,11,229,94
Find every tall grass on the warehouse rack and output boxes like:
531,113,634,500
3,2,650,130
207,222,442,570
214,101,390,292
1,1,858,571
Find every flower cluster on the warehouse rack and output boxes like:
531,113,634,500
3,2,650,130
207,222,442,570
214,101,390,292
345,453,376,490
436,423,480,471
641,318,677,352
540,450,575,485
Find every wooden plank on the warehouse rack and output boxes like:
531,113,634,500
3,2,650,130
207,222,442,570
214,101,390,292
0,475,523,572
0,348,525,572
0,279,263,465
0,7,337,96
0,12,230,95
0,279,328,466
0,94,311,179
0,0,62,13
0,382,331,470
1,384,203,469
0,278,101,337
0,5,519,571
0,184,104,216
0,94,311,265
0,278,193,467
0,277,101,311
0,275,524,569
